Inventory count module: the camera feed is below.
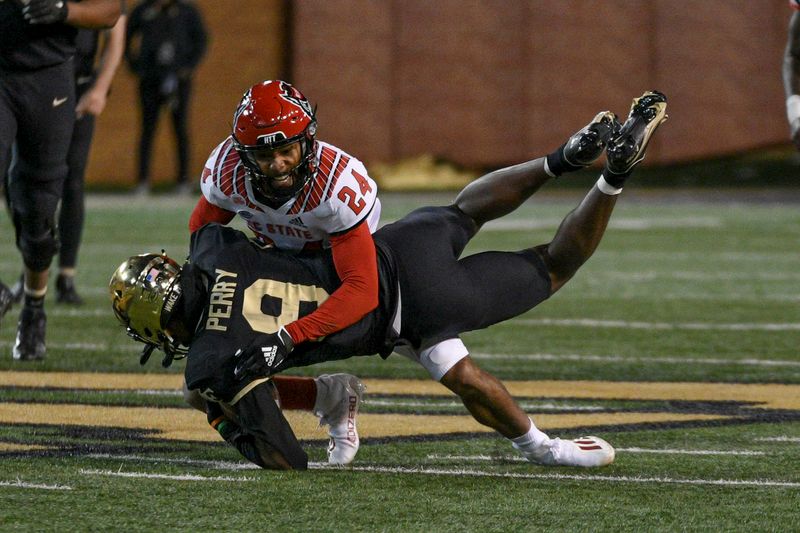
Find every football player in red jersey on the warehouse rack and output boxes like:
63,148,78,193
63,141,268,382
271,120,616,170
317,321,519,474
784,0,800,149
187,80,378,465
189,80,380,363
112,91,667,470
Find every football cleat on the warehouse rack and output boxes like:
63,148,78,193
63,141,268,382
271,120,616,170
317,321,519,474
9,274,24,305
313,374,365,465
0,281,13,325
563,111,620,167
12,306,47,361
605,90,668,177
56,274,84,305
524,435,615,467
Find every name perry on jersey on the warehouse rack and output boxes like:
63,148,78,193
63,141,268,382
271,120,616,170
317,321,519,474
206,269,237,331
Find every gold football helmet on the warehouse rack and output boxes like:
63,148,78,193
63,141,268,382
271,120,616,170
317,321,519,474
109,252,187,366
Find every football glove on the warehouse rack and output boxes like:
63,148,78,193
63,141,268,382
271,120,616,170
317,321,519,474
20,0,69,25
233,327,294,381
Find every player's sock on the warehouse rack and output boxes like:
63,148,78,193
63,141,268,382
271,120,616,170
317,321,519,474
596,174,624,196
509,417,551,454
272,376,317,410
23,289,46,309
544,145,584,177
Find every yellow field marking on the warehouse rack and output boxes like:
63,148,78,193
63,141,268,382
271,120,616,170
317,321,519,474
2,371,799,410
0,442,51,452
0,402,725,442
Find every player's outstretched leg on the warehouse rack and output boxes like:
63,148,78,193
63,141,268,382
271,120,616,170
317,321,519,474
455,111,618,228
441,356,615,467
537,90,668,293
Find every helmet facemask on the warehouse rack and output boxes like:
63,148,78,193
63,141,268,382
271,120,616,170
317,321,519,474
109,253,188,367
233,129,317,204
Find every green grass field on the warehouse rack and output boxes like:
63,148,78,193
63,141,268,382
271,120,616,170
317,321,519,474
1,188,799,532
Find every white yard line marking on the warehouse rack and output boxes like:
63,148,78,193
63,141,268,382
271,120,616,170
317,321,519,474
364,399,603,411
755,437,800,443
86,454,259,470
0,480,72,491
509,318,800,331
427,448,765,461
482,217,722,231
614,448,764,456
80,469,254,482
472,352,800,368
328,465,800,488
0,341,140,352
80,454,796,488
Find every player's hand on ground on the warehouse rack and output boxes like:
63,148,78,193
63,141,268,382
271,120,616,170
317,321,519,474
233,328,294,381
20,0,69,25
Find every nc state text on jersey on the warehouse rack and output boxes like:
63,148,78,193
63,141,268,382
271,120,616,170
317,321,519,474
206,269,237,331
247,221,313,240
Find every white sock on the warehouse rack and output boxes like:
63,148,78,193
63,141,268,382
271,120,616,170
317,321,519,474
509,418,550,455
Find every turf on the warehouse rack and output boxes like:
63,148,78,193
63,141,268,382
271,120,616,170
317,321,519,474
1,189,799,532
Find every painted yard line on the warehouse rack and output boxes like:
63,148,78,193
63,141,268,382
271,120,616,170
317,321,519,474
365,399,603,411
0,480,73,491
322,465,800,488
427,448,766,461
596,271,800,281
86,453,259,470
80,469,255,482
482,216,722,231
509,318,800,331
472,352,800,368
0,340,140,352
78,455,789,488
755,436,800,443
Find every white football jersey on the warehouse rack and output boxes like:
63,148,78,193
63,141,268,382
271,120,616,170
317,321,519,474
200,138,381,251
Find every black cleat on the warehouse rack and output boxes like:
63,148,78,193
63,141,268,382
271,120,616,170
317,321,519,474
605,91,668,177
12,306,47,361
0,282,13,325
56,274,84,305
563,111,620,167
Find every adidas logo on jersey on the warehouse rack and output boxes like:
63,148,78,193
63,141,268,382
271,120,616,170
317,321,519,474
288,217,307,228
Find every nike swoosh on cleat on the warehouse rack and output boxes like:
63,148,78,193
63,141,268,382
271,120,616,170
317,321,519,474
52,97,68,107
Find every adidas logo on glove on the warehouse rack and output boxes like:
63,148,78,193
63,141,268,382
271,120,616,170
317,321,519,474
261,346,278,367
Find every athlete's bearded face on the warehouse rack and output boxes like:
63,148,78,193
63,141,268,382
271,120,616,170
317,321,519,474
251,141,303,193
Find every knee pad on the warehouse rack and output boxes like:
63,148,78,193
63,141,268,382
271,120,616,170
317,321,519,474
14,211,59,272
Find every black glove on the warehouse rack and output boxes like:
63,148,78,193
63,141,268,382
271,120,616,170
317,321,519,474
233,327,294,381
21,0,69,25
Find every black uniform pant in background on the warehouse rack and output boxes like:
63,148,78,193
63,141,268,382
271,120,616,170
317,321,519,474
0,61,75,272
136,75,192,186
58,88,95,270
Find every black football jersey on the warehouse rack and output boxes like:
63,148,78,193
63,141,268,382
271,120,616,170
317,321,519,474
0,1,79,71
182,224,397,402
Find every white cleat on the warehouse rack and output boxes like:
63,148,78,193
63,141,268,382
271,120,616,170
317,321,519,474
313,373,365,465
526,436,615,467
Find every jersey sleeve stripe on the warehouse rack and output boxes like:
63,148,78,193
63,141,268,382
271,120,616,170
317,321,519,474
288,145,337,215
324,153,350,201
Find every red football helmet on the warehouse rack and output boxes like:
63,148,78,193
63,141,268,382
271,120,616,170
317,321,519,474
231,80,318,201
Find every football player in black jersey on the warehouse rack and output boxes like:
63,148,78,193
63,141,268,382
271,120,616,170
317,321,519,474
111,91,667,470
0,0,122,360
